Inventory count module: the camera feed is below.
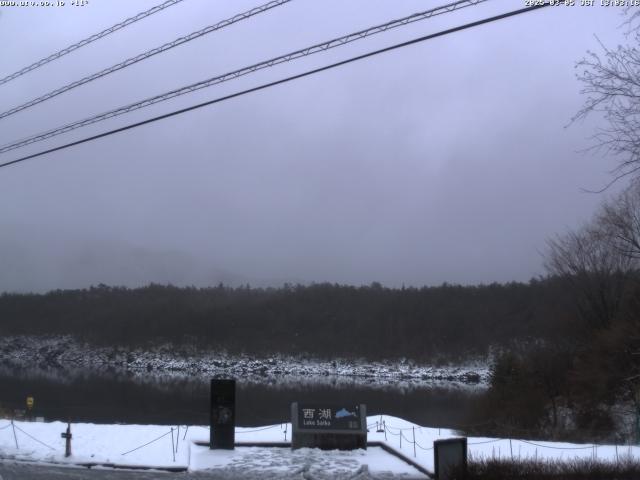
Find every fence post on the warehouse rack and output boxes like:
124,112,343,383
171,428,175,462
383,421,387,442
11,419,18,449
510,439,513,460
176,426,180,454
412,426,416,458
399,429,402,449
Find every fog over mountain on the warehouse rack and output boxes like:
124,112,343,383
0,0,629,292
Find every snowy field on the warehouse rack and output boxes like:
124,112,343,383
1,415,638,478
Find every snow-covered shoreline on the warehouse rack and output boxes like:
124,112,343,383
0,335,490,386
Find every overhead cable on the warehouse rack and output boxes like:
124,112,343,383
0,0,187,86
0,2,551,170
0,0,486,153
0,0,292,121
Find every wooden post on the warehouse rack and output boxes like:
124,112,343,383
60,422,72,457
65,423,71,457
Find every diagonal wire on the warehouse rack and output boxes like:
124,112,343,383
0,0,487,154
518,439,596,450
468,438,503,445
12,424,56,450
0,0,187,86
0,2,552,169
121,429,173,456
236,425,280,433
0,0,292,121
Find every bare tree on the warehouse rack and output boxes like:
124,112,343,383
597,179,640,259
546,181,640,332
573,11,640,186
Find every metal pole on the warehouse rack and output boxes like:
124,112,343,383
412,426,416,458
171,428,175,462
11,419,18,449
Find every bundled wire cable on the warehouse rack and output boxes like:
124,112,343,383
0,0,487,154
0,0,293,120
0,0,187,86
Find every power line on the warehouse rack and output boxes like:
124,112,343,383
0,0,187,86
0,3,551,170
0,0,292,121
0,0,486,155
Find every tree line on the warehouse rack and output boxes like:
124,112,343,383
0,278,572,362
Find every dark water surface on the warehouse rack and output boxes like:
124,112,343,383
0,365,482,429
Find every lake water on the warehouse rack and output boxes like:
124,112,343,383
0,364,483,429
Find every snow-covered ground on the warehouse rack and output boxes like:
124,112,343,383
1,415,637,477
0,335,489,386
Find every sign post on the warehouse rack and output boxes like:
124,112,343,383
291,403,367,450
26,396,34,420
210,379,235,450
60,423,72,457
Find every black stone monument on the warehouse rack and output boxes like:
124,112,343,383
210,379,235,449
434,437,467,480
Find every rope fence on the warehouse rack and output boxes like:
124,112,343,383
236,425,280,434
518,438,597,451
121,429,173,456
11,422,55,450
374,416,636,461
414,439,433,451
468,438,504,445
2,413,638,465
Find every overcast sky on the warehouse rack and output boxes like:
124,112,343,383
0,0,634,292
